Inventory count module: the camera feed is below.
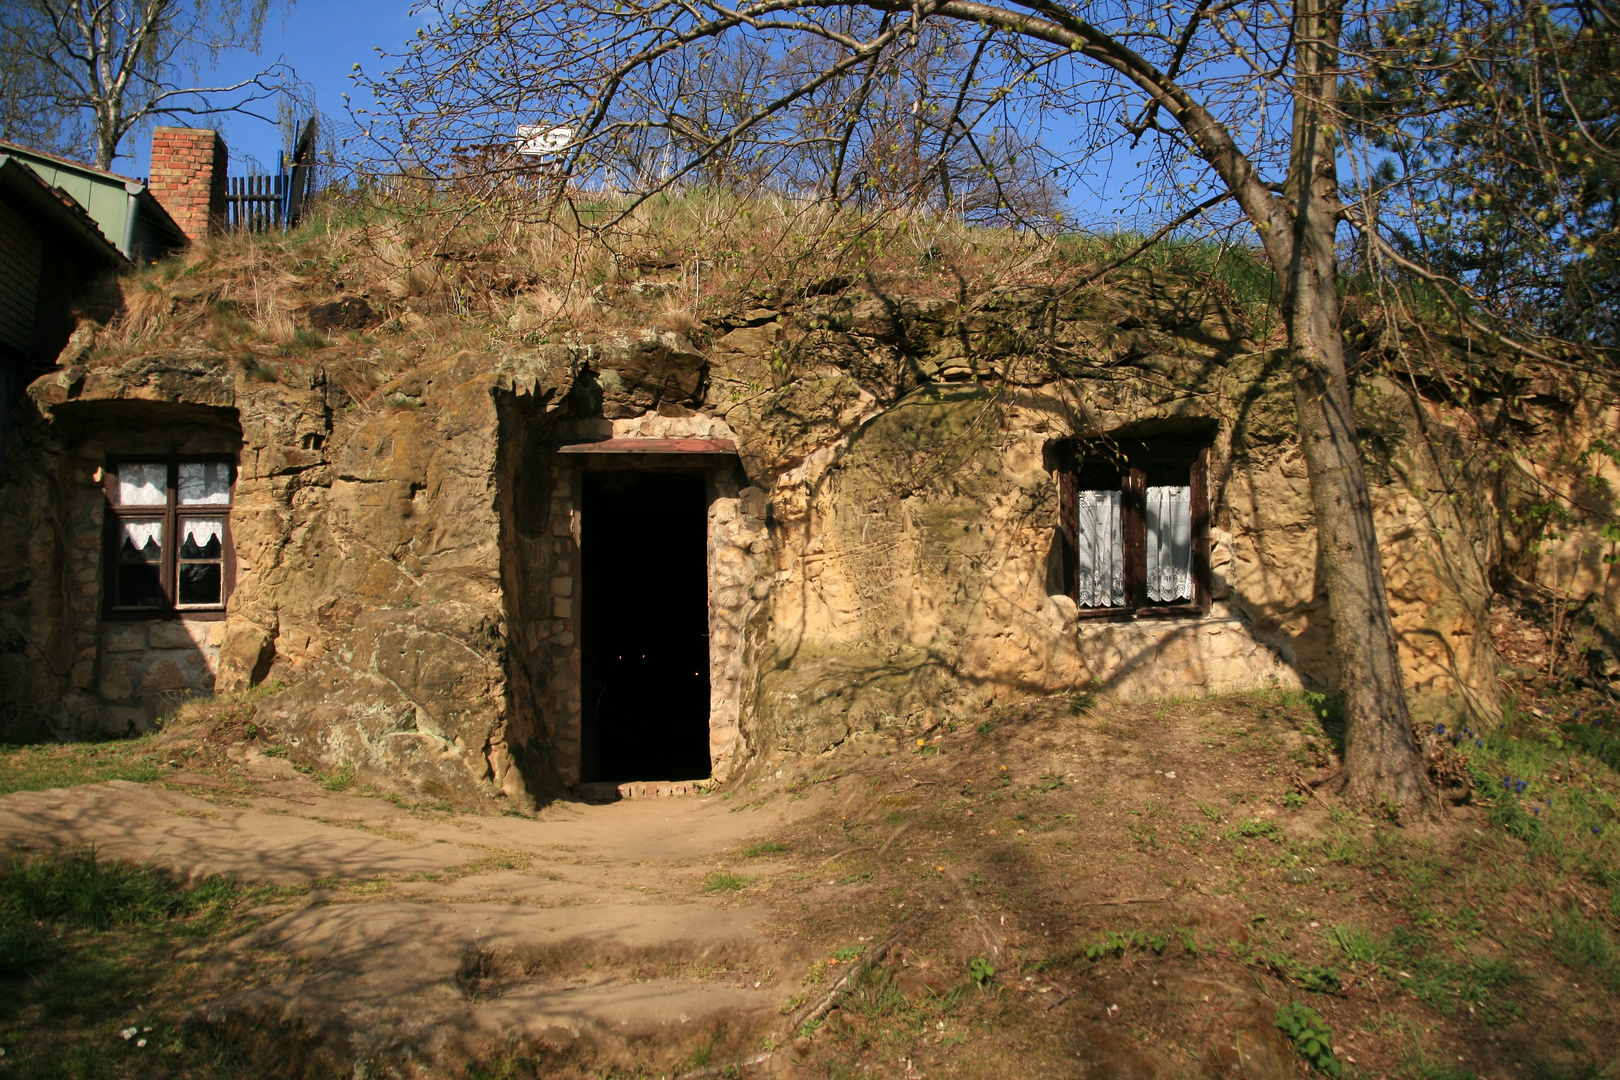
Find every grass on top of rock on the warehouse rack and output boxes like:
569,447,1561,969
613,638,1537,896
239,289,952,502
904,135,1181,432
0,685,292,799
0,686,483,824
73,184,1283,394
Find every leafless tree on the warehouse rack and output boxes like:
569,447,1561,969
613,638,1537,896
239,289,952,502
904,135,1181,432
0,0,294,169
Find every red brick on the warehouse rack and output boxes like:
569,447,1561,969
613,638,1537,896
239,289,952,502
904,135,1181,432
149,128,228,241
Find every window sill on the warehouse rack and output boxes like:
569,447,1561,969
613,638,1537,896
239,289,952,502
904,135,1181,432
104,609,227,622
1074,603,1207,622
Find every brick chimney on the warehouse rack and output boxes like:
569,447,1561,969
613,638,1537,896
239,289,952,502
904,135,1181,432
148,128,228,241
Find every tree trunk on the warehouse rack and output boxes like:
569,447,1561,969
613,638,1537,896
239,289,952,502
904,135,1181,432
1280,0,1437,818
1289,288,1436,817
95,126,117,170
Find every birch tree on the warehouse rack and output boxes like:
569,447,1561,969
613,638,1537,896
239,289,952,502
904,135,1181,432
0,0,293,169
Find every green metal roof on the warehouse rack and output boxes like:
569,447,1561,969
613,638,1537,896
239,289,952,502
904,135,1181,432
0,141,187,260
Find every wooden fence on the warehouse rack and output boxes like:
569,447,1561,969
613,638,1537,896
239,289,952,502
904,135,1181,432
223,119,318,234
225,174,288,232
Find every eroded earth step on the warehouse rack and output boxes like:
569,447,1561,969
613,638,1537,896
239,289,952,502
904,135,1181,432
0,779,485,883
200,901,795,1074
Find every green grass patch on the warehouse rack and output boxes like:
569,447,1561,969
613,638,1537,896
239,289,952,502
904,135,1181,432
1551,907,1620,990
1446,699,1620,889
0,850,260,1076
1225,817,1281,842
739,841,789,858
320,765,357,792
1049,232,1278,328
1,848,234,935
1330,919,1526,1024
1079,928,1170,962
702,872,754,893
1332,923,1390,965
0,738,167,796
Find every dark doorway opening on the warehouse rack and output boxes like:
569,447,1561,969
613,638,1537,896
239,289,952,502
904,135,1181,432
580,470,711,782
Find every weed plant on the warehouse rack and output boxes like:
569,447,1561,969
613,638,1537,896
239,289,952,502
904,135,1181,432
703,872,754,893
1275,1000,1344,1076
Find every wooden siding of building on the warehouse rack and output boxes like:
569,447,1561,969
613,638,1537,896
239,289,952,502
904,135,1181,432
0,199,42,355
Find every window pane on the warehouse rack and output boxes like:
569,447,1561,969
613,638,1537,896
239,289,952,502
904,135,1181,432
116,463,167,506
178,563,222,606
117,519,164,607
179,517,224,559
1075,489,1125,607
179,461,231,505
1146,485,1194,602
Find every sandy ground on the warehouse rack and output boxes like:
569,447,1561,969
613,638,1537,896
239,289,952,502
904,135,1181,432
0,760,828,1073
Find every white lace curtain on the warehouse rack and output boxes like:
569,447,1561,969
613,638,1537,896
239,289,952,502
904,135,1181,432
1075,484,1194,605
1075,489,1124,607
121,520,162,553
117,463,166,506
1145,485,1193,602
180,518,224,550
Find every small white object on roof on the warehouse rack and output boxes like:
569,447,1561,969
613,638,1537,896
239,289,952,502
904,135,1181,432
516,126,574,157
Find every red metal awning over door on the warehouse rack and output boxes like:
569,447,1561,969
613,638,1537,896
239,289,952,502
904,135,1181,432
557,438,736,455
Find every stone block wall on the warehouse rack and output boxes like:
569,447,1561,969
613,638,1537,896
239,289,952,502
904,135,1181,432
533,437,582,784
96,619,223,734
58,442,109,737
1070,608,1301,699
706,472,771,777
148,128,228,241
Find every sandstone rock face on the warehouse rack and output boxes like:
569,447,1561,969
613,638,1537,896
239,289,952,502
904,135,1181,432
264,604,508,803
1,284,1611,802
228,356,563,806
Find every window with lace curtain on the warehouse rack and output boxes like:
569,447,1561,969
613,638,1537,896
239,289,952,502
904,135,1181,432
1056,439,1210,617
103,458,235,616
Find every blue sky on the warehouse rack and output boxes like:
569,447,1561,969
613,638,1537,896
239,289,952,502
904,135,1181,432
120,0,414,178
105,0,1250,239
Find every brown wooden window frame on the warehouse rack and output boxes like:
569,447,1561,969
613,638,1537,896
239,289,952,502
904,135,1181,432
1056,438,1211,619
102,456,237,620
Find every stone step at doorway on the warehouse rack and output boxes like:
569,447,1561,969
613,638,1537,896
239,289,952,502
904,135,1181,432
574,779,715,802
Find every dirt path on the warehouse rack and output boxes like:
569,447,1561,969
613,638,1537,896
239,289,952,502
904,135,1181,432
0,760,828,1075
8,689,1620,1080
